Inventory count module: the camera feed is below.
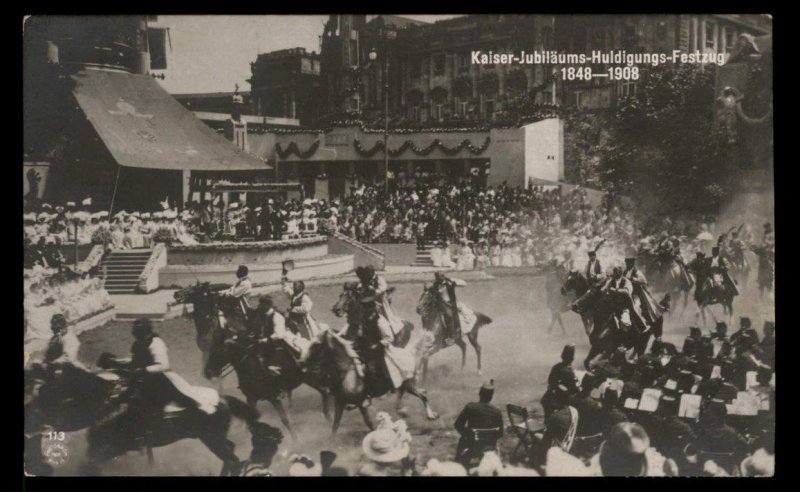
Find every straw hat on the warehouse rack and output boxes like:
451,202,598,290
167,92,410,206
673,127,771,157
362,428,409,463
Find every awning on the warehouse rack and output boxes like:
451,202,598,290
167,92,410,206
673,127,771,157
71,69,272,171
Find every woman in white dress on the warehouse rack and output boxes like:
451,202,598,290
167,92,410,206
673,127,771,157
456,240,475,271
511,241,523,267
440,242,455,269
490,241,503,267
500,240,514,268
429,242,444,268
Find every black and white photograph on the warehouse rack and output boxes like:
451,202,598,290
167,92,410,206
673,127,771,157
23,13,775,477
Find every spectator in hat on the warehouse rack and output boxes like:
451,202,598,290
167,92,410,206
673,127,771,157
454,379,503,467
357,412,413,476
696,400,750,462
590,422,676,476
42,313,85,369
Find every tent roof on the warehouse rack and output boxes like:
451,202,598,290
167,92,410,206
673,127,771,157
71,69,271,171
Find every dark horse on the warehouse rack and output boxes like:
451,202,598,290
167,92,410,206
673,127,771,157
642,253,693,316
320,283,438,434
24,360,265,476
561,271,662,369
202,298,332,440
415,283,493,381
173,282,233,369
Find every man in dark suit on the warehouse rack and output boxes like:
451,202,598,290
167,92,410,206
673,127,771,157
454,380,503,467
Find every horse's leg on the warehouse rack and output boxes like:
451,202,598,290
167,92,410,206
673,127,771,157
246,396,259,413
286,390,293,410
455,337,467,371
558,312,567,336
423,357,429,383
395,387,407,415
268,398,296,440
359,405,375,430
331,398,346,436
321,390,331,422
146,446,154,466
467,328,482,376
200,435,239,477
400,380,439,420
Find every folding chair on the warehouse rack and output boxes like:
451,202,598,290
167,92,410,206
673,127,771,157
506,404,543,465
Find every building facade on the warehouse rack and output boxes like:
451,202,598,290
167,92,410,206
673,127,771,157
248,47,322,126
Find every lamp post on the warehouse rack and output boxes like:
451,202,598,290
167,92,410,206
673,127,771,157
369,47,390,195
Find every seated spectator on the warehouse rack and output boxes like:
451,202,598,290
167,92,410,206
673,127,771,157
357,412,413,476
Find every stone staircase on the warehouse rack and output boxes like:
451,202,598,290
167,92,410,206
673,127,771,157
99,249,153,294
414,242,434,266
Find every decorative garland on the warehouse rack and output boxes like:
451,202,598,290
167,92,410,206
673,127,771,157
275,140,320,159
169,236,327,253
353,136,491,158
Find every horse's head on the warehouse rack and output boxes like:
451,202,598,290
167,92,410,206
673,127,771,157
174,282,207,304
332,282,359,318
204,325,242,379
562,270,588,297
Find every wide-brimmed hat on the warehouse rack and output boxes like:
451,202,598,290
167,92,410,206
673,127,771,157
362,428,410,463
598,422,651,476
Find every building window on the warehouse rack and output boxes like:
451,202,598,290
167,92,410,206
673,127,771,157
410,60,421,78
541,91,553,105
619,80,637,99
350,97,360,112
435,103,444,121
484,98,495,116
433,55,446,76
623,25,637,50
411,106,420,122
459,52,470,70
655,21,668,40
725,28,736,52
540,26,554,50
573,91,582,108
705,21,716,49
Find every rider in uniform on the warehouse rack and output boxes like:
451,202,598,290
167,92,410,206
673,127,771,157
281,277,321,341
43,313,85,369
687,252,707,303
355,266,404,337
430,272,474,346
622,255,662,330
222,265,252,322
706,246,739,298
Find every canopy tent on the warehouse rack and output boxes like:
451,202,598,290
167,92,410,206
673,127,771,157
71,68,272,171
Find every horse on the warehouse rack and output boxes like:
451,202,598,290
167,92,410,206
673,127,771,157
203,318,332,440
560,270,598,339
415,284,493,381
24,360,266,476
173,282,233,369
644,255,693,316
561,272,660,368
323,282,439,434
695,275,736,327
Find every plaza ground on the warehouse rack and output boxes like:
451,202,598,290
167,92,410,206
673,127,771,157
50,272,773,476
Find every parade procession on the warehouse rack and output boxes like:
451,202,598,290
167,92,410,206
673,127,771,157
23,14,775,478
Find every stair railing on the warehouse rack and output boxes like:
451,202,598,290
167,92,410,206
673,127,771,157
137,243,168,294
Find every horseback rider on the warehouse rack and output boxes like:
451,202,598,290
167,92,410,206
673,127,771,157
115,319,217,444
687,251,707,302
622,255,662,328
222,265,252,320
254,295,311,363
705,246,739,297
281,276,321,340
585,250,604,288
430,272,471,346
43,313,86,369
355,265,404,337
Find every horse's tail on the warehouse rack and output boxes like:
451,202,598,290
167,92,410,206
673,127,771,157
223,395,260,427
476,312,493,326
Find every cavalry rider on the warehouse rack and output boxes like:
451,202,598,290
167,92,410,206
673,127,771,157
222,265,252,320
254,295,311,363
725,230,748,272
358,289,416,393
120,318,216,440
706,246,740,297
600,265,640,331
43,313,86,370
622,255,663,328
281,275,321,340
541,344,581,420
355,265,405,337
584,250,604,288
430,272,477,346
687,251,707,302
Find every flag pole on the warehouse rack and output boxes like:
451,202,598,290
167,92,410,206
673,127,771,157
108,166,122,219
